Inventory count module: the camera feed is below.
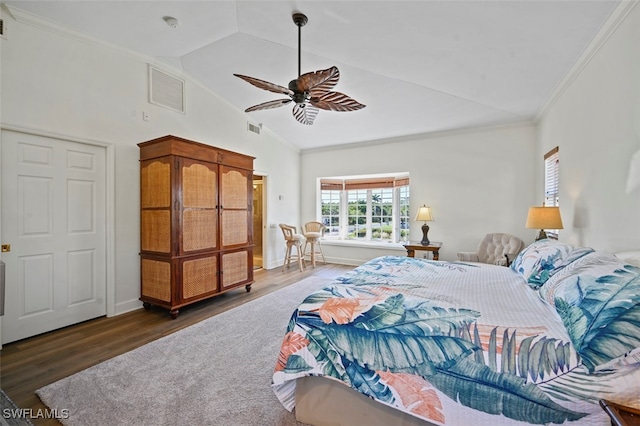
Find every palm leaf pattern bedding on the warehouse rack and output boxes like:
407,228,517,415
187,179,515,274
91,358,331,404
272,255,640,425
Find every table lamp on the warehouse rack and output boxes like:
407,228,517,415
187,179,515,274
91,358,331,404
526,206,563,240
415,205,433,245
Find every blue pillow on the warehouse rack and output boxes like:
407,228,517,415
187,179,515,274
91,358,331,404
539,251,640,372
510,239,593,289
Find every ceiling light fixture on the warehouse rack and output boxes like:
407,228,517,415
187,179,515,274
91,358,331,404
163,16,179,29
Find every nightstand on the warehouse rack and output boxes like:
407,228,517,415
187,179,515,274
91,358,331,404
600,399,640,425
403,242,442,261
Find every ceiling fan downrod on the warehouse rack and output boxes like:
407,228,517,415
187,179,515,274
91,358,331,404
292,12,308,78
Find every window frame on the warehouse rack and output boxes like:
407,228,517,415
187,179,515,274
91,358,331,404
319,174,410,243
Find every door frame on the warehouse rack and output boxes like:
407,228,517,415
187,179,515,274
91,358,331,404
253,172,268,270
0,125,116,347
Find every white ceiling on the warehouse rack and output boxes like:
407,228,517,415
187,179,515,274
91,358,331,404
4,1,620,150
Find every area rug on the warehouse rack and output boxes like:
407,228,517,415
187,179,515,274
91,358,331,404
37,276,333,426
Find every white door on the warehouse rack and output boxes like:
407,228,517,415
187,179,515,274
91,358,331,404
1,131,106,344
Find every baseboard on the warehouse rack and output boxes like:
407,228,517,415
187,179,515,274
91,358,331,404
113,298,143,316
323,256,364,267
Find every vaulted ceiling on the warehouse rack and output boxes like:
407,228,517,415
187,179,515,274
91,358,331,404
4,1,620,149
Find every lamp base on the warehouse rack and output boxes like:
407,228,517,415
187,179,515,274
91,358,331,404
421,224,430,246
535,229,548,241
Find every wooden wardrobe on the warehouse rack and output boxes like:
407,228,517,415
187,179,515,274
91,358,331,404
138,135,254,318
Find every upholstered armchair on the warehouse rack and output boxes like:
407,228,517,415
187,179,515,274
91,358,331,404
457,233,525,266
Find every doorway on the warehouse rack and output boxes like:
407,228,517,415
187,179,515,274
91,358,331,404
252,175,265,269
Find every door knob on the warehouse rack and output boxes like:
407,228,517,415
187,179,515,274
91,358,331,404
1,244,10,252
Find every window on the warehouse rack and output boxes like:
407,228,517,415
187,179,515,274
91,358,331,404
544,146,560,237
320,189,341,237
370,188,393,239
398,185,410,238
347,189,368,238
544,147,559,207
320,174,410,243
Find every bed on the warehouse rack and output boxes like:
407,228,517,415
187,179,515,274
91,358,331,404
271,239,640,425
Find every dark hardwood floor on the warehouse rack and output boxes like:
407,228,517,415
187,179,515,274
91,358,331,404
0,263,352,425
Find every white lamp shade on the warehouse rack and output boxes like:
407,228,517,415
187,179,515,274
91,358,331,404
415,205,433,222
526,207,563,229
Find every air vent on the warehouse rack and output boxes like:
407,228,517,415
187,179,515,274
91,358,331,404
247,122,262,134
148,66,185,113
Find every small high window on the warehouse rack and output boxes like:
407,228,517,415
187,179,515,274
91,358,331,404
544,146,560,237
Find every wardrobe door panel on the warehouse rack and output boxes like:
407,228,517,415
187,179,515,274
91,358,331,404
221,249,252,290
220,166,252,250
180,159,218,255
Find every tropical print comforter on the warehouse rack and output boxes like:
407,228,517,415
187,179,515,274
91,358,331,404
272,252,640,425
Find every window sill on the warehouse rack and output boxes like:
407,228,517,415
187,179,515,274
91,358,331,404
320,239,407,251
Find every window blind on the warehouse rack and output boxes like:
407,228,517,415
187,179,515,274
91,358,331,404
320,176,409,190
320,179,343,190
544,147,559,207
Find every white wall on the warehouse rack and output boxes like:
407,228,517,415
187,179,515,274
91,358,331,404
300,124,537,263
536,2,640,252
0,14,301,314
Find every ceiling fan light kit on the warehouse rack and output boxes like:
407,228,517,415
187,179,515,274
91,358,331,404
234,12,365,125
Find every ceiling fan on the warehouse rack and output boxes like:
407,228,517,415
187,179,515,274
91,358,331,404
234,12,365,125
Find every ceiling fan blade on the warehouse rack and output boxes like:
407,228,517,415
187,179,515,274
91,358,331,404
310,91,366,112
292,104,319,125
296,66,340,96
234,74,293,96
245,99,292,112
